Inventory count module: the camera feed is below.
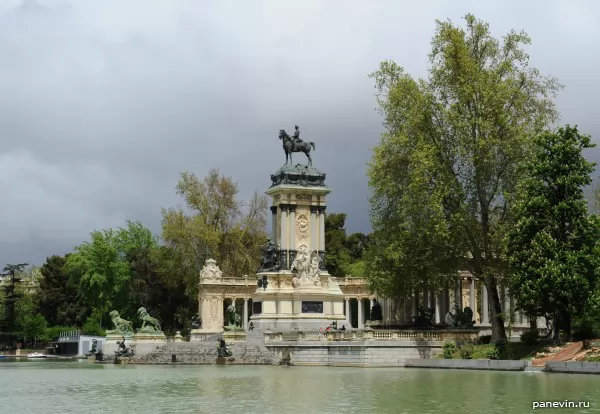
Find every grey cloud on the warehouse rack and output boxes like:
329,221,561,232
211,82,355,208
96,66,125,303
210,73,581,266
1,0,599,266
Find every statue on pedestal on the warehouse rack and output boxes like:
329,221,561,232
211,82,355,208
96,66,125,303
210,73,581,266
137,307,162,333
279,127,316,166
259,238,280,271
107,310,133,334
224,302,242,330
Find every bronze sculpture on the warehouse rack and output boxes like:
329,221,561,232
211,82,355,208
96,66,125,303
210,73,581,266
279,128,315,166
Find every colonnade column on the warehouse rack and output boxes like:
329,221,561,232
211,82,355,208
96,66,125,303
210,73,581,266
270,206,277,242
358,299,364,329
243,298,249,330
310,206,318,251
481,282,489,324
280,205,289,268
289,205,296,260
469,278,476,313
434,293,442,324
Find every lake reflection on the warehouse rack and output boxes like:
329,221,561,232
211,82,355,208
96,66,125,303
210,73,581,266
1,360,599,413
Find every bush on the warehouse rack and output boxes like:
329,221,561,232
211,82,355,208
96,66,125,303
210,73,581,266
520,330,539,344
442,340,457,359
486,339,509,360
459,346,473,359
81,311,105,337
573,318,599,341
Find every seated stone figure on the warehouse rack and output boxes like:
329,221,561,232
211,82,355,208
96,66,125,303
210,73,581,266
216,338,232,358
86,339,98,356
191,314,202,330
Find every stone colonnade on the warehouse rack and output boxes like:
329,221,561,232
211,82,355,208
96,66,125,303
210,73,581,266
337,274,530,328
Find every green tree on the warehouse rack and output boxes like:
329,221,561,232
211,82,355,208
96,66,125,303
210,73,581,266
36,255,90,327
507,126,600,338
324,213,351,277
15,293,47,347
367,14,561,342
66,221,158,324
161,169,268,287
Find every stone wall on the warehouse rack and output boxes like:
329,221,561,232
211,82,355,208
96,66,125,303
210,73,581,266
265,341,443,367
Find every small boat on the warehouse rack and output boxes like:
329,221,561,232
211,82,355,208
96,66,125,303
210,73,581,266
0,355,6,359
27,352,46,359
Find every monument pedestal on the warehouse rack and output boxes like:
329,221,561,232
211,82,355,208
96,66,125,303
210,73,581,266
190,329,222,342
223,330,247,342
251,272,348,331
132,332,167,356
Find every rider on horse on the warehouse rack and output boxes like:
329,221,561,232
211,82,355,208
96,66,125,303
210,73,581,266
293,125,303,146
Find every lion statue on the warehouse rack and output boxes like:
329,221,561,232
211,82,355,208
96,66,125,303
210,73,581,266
137,307,162,332
109,310,133,333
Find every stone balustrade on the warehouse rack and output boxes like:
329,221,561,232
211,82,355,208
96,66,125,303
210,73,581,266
264,329,478,343
201,277,254,286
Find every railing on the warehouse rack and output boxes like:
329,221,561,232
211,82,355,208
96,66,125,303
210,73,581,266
336,277,367,286
200,277,254,286
264,329,479,343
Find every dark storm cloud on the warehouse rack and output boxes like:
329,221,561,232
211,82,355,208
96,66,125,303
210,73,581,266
1,0,599,266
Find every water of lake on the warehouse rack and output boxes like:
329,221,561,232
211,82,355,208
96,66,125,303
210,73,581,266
1,359,599,413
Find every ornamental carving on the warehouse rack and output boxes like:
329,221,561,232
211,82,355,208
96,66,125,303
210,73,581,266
200,259,222,279
296,194,312,202
210,298,219,320
296,208,310,243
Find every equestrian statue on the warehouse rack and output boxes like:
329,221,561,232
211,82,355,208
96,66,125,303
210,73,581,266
279,125,316,166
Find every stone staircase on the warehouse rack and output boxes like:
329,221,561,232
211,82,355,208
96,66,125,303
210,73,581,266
133,329,274,365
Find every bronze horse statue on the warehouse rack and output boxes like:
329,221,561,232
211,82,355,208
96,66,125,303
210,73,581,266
279,129,316,166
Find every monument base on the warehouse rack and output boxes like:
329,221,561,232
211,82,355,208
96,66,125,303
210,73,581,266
132,332,167,356
251,272,349,331
223,331,247,342
190,329,222,342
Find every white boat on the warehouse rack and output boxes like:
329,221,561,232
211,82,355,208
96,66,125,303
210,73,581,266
27,352,46,359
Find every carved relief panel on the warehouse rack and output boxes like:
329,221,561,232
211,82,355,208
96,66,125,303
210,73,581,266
295,206,310,248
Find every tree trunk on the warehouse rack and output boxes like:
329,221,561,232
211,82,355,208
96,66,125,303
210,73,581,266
485,278,506,343
553,312,559,339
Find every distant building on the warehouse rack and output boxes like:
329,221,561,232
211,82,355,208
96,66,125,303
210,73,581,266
50,330,105,356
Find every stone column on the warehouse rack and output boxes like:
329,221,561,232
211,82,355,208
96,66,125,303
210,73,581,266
434,293,441,324
289,205,296,252
481,282,489,324
345,298,350,318
358,299,364,329
469,278,476,312
270,206,277,242
444,287,450,317
310,206,318,251
243,298,249,330
455,278,462,309
280,205,289,268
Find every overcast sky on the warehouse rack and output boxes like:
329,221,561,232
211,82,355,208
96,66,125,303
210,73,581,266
1,0,599,267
